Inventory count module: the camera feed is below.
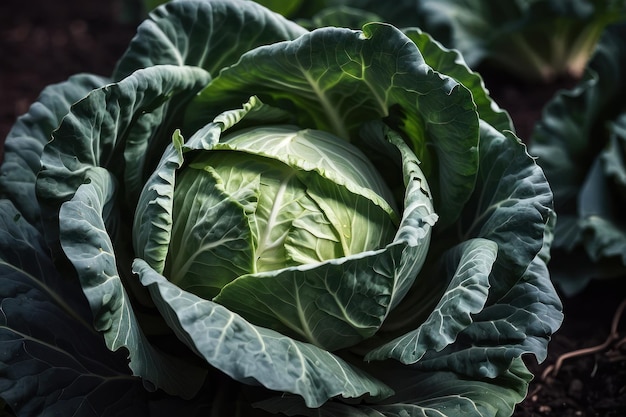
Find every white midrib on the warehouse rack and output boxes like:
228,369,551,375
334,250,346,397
254,171,296,273
171,235,241,284
294,282,320,346
303,72,349,140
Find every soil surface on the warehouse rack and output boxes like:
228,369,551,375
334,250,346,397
1,0,625,416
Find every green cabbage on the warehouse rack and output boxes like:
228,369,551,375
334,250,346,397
0,1,561,416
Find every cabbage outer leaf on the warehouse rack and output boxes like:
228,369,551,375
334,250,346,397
113,0,307,80
134,258,394,408
0,200,207,416
36,65,211,252
258,358,532,417
34,65,213,397
366,123,558,368
0,74,109,229
59,167,207,398
365,237,497,363
402,27,513,134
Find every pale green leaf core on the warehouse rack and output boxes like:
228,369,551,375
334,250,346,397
165,125,398,300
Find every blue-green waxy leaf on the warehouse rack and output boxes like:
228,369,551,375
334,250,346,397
470,249,563,366
365,238,497,363
36,65,211,252
402,27,513,134
0,74,109,229
400,121,559,377
258,358,532,417
134,258,394,408
579,116,626,264
113,0,307,80
379,123,558,379
353,121,558,394
0,200,206,417
187,22,479,227
59,167,206,399
132,130,186,275
214,128,436,351
407,249,562,383
0,200,94,332
602,114,626,191
462,121,553,297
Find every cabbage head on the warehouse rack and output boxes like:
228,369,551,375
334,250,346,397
0,1,562,416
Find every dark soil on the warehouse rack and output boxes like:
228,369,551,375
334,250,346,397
0,0,139,157
516,279,626,417
1,1,625,416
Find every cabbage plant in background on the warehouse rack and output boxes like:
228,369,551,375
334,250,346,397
391,0,626,82
529,22,626,296
0,0,562,416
